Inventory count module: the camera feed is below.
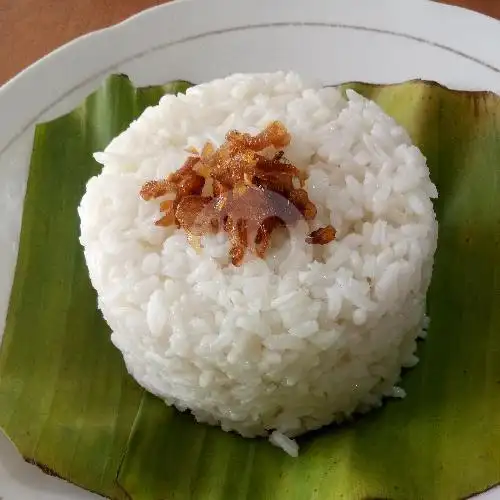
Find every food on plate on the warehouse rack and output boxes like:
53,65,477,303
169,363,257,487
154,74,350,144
78,72,438,455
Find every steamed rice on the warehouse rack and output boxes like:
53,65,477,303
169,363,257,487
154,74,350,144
78,72,438,454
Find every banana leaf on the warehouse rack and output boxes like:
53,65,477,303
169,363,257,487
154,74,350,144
0,75,499,500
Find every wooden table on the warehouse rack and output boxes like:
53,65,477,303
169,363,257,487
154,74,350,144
0,0,498,85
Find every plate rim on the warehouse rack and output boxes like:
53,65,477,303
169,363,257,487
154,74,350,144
2,0,499,91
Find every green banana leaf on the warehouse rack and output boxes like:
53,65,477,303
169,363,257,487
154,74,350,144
0,75,499,500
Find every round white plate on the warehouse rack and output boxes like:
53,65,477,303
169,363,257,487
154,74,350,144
1,0,500,498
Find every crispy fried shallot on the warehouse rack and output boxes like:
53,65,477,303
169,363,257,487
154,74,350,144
306,225,336,245
140,121,336,266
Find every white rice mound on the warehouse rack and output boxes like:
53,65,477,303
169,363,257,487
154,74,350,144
78,72,438,452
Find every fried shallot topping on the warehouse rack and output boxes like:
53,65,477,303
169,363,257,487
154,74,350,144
140,121,336,266
306,225,336,245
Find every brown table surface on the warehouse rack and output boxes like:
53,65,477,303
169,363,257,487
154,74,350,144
0,0,499,85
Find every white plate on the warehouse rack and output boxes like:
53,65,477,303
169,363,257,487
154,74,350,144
1,0,500,498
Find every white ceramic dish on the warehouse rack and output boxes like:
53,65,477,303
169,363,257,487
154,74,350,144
1,0,500,498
